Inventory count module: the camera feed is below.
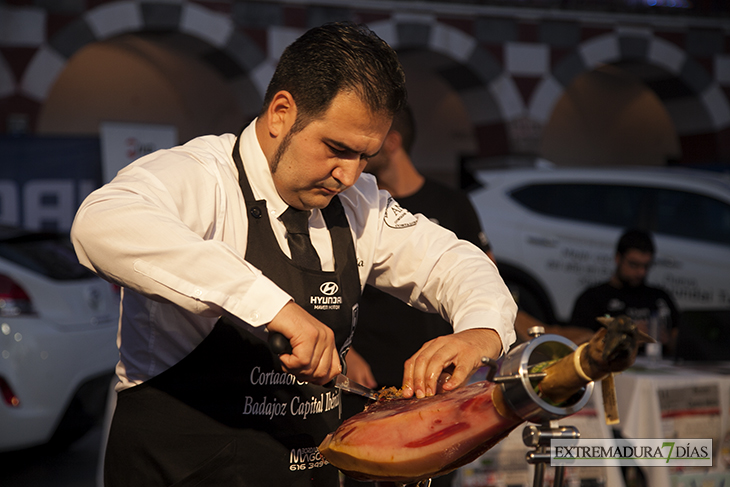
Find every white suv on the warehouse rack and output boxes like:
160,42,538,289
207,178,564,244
467,166,730,328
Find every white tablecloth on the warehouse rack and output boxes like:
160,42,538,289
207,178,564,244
614,357,730,487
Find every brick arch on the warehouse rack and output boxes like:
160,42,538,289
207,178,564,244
366,17,512,157
530,31,730,136
9,5,513,154
366,19,730,160
16,1,266,113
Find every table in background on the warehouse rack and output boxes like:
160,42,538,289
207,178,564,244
614,357,730,487
456,373,625,487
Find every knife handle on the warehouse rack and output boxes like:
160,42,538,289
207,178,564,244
268,331,338,388
268,331,293,355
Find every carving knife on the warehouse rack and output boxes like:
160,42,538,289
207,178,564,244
268,332,378,400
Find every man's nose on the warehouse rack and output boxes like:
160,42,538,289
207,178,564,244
332,162,362,188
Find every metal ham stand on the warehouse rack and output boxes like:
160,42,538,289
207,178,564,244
388,327,593,487
486,327,591,487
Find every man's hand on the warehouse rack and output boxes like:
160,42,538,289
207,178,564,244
266,301,340,385
402,328,502,399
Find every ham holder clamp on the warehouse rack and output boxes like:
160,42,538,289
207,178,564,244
319,317,647,487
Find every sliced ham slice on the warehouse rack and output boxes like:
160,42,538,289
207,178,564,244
319,381,522,483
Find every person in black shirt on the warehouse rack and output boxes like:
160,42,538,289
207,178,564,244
569,229,679,353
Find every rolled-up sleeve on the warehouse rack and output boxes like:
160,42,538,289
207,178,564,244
71,143,291,327
343,176,517,353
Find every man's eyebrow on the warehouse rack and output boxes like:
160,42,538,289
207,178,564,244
324,138,379,158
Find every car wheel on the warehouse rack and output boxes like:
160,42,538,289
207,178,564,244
497,264,555,324
507,281,552,323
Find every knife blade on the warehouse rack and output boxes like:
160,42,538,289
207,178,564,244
331,373,378,400
268,332,378,400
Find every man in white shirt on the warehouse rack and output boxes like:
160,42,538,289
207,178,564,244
72,22,516,487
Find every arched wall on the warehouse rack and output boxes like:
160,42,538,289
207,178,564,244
1,1,728,164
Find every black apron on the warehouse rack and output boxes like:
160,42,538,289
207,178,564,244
104,135,361,486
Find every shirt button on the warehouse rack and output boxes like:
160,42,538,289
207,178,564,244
250,313,259,321
194,289,202,297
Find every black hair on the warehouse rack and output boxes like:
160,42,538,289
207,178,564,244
261,22,407,131
616,228,655,256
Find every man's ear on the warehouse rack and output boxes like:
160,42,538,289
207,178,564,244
266,91,297,138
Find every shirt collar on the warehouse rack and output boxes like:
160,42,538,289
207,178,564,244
239,119,289,220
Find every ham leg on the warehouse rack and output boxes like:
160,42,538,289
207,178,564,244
319,316,648,483
319,380,522,483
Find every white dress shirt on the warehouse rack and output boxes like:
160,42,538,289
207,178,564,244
72,120,517,390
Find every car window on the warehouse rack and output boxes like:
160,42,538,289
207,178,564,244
510,183,646,229
653,188,730,246
511,182,730,248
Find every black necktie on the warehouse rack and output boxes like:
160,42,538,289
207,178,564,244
280,207,321,270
